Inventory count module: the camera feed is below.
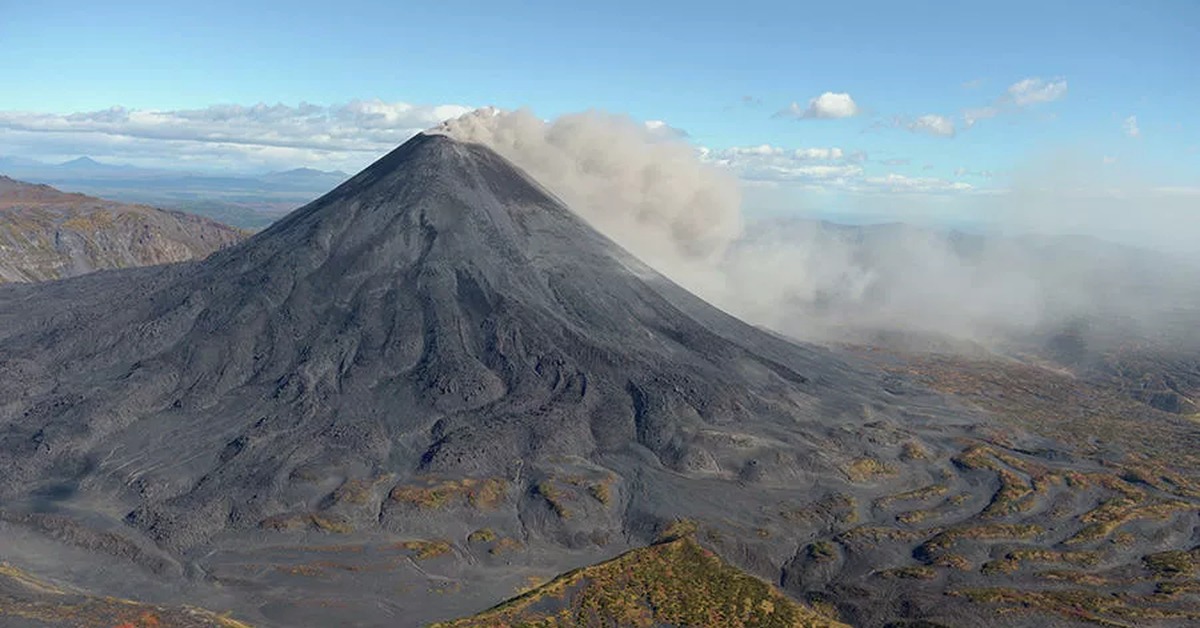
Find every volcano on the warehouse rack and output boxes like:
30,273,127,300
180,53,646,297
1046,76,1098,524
2,134,1197,627
0,133,900,534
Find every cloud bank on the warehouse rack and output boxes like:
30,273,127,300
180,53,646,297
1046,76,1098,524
0,100,472,171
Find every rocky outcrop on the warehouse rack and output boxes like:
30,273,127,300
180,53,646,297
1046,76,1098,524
0,176,246,283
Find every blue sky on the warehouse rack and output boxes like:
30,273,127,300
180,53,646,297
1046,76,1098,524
1,0,1197,219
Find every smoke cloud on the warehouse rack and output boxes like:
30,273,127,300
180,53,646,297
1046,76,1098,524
435,109,1200,352
435,108,742,281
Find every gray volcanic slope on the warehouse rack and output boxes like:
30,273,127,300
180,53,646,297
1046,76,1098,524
0,134,1136,627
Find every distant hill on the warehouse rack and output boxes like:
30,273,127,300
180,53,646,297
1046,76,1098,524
56,156,140,173
0,176,247,283
262,166,351,186
0,156,351,229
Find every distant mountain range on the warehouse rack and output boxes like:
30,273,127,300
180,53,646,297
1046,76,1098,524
0,156,350,229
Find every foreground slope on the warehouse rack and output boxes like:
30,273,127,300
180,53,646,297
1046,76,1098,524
0,562,248,628
436,533,848,628
0,134,1197,627
0,176,245,283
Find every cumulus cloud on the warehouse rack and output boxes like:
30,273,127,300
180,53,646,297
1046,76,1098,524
907,114,957,137
1005,77,1068,106
1123,115,1140,138
776,92,860,120
0,100,472,171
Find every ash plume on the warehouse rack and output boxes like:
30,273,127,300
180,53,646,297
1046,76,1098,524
435,109,1200,351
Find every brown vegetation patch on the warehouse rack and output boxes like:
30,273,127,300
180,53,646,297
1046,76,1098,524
931,553,971,571
535,480,572,520
1144,548,1200,577
331,475,390,505
952,586,1200,626
389,476,508,510
900,441,930,461
836,526,931,546
878,566,937,580
1067,498,1192,545
258,512,354,534
587,482,612,506
467,528,497,544
395,539,453,560
874,484,949,510
917,524,1042,557
488,537,523,556
844,458,895,483
782,493,859,527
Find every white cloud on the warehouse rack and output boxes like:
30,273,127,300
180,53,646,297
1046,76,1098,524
1005,77,1068,106
794,147,846,160
956,77,1068,131
703,143,863,185
776,92,860,120
860,173,973,193
715,145,845,161
908,114,956,137
1123,115,1140,138
0,100,473,171
702,142,971,195
963,106,1000,129
644,119,690,140
1154,186,1200,196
